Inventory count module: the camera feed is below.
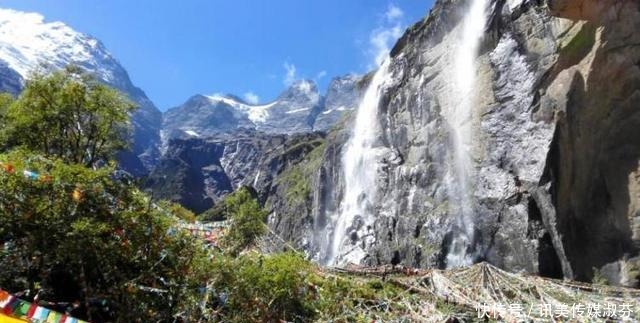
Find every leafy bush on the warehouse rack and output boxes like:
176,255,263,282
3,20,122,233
210,252,317,322
206,250,410,322
0,150,214,321
220,187,267,255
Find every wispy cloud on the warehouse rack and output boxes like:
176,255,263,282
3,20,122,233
370,26,403,67
385,4,404,22
315,70,327,80
243,92,260,104
367,4,406,68
283,62,297,86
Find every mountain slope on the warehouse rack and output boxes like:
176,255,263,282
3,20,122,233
0,8,162,175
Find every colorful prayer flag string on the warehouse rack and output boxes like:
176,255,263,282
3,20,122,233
0,289,88,323
0,161,87,202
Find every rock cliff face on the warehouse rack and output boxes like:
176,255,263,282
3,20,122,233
540,0,640,284
264,0,640,285
147,129,324,214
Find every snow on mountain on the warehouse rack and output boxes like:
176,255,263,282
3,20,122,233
205,94,277,124
0,8,162,175
254,79,322,133
313,74,365,131
162,79,332,145
0,9,120,87
184,130,200,137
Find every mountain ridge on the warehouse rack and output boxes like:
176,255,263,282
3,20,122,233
161,76,365,147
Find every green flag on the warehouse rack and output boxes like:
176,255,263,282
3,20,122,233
13,300,30,318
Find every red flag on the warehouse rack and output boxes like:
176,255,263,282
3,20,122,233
26,303,37,318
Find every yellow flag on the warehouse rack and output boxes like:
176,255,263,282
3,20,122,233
0,312,28,323
72,187,83,202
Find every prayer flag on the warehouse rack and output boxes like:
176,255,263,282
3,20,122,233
0,312,26,322
23,170,39,180
1,163,15,174
26,303,37,318
46,311,61,323
72,188,83,202
32,306,50,321
2,297,17,315
13,300,30,318
0,290,13,308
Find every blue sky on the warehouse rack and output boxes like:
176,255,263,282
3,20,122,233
0,0,433,110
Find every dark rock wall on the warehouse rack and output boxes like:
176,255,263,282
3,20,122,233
148,130,325,214
540,0,640,282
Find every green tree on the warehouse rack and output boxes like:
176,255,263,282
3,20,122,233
0,150,214,322
0,66,135,167
221,187,268,255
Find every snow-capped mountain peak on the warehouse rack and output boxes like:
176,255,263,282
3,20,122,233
279,79,320,103
293,79,314,94
205,93,277,124
162,75,367,143
0,8,121,84
0,8,162,175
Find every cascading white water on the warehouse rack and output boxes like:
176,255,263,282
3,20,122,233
326,59,392,265
444,0,490,268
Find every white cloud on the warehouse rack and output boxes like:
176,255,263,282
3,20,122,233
315,70,327,80
243,92,260,105
369,25,403,68
385,4,404,22
367,4,406,68
283,62,297,86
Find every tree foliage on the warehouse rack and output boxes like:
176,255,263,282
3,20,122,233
220,187,267,255
0,150,214,322
0,92,12,128
0,66,135,167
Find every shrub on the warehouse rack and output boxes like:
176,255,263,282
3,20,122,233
0,150,214,321
209,252,317,322
220,187,267,255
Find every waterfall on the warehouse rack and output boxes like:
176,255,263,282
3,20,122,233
325,58,392,265
444,0,490,268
